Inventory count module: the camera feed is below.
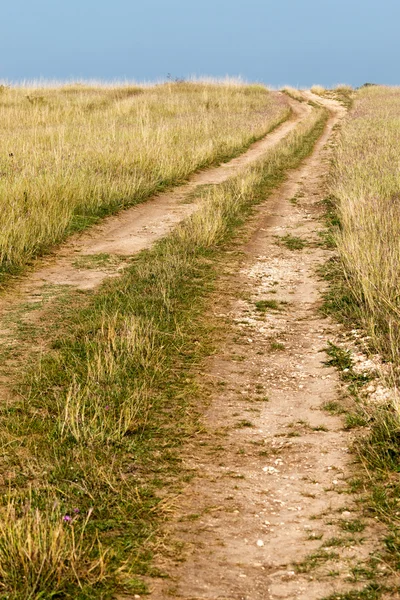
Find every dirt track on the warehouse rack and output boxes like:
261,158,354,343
0,91,388,599
2,95,308,295
145,95,389,599
0,93,307,403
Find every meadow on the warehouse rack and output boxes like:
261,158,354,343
328,85,400,578
0,81,289,276
331,85,400,364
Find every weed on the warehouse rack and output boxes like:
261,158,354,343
323,401,346,415
307,532,323,540
255,299,286,312
278,234,307,250
295,549,339,573
312,424,329,432
345,412,369,430
235,420,255,428
325,342,371,389
321,584,383,600
72,253,127,271
340,519,366,533
270,340,285,351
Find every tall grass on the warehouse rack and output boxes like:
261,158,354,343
328,86,400,578
0,105,327,597
331,86,400,364
0,81,289,276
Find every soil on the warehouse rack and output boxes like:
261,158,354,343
143,95,391,599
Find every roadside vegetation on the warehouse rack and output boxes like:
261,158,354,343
330,86,400,365
310,83,354,107
0,103,327,598
0,81,289,279
325,85,400,587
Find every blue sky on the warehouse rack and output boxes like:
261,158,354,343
2,0,400,87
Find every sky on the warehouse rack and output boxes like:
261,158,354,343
2,0,400,87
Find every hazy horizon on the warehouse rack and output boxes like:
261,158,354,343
3,0,400,88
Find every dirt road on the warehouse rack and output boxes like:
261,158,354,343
0,93,307,402
146,95,388,599
0,90,387,599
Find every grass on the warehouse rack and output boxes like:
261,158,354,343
255,299,285,312
311,84,354,108
0,103,328,597
321,585,383,600
295,548,339,573
322,86,400,591
282,87,306,103
0,81,290,280
270,340,285,351
340,519,366,533
330,86,400,366
277,233,307,250
72,253,128,271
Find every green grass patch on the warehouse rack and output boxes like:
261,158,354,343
277,234,307,250
255,299,286,312
321,584,383,600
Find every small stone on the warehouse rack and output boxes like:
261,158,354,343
257,539,264,547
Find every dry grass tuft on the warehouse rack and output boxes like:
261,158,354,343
0,497,106,598
310,84,326,95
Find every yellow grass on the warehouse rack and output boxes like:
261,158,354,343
310,84,326,95
0,81,289,274
331,85,400,364
0,497,106,597
282,86,305,102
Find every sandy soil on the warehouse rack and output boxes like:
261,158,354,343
144,95,391,600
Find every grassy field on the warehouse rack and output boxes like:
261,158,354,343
0,81,289,277
326,85,400,583
0,101,327,598
330,86,400,364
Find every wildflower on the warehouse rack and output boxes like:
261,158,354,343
63,515,72,523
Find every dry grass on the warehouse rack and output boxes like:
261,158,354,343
282,86,305,102
0,497,106,598
310,84,326,95
334,83,353,93
0,81,289,275
331,85,400,365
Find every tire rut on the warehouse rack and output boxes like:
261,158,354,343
0,95,308,403
146,96,389,600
